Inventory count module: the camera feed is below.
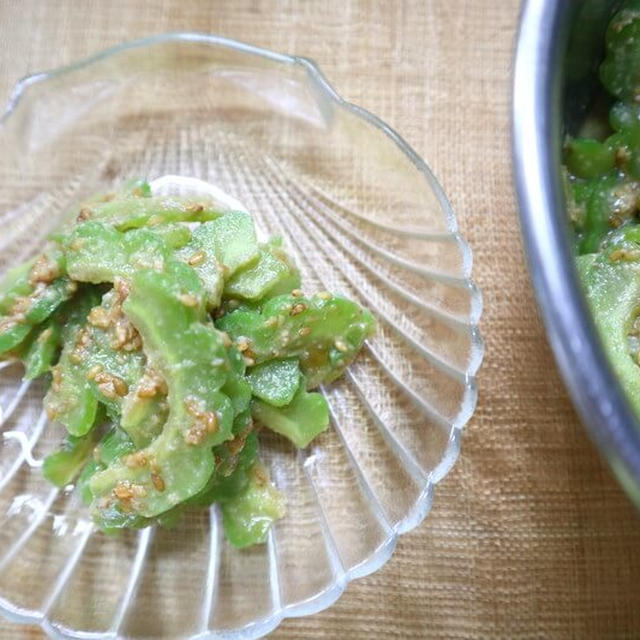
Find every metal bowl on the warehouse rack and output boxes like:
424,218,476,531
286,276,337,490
513,0,640,504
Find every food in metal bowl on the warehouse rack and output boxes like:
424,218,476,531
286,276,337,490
564,2,640,419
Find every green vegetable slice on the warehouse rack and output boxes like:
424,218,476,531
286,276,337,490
77,459,104,505
187,426,258,507
0,259,35,314
120,367,169,449
190,211,260,278
0,245,67,313
98,426,136,465
76,426,135,505
150,223,192,249
220,462,286,548
84,288,146,414
224,241,300,301
565,171,640,254
43,288,103,436
246,358,300,407
67,221,223,312
43,434,96,487
577,228,640,415
564,138,616,179
605,1,640,47
65,222,171,284
221,346,253,417
88,264,235,527
251,383,329,448
217,293,375,387
0,274,76,355
20,317,61,380
45,284,148,438
42,407,103,487
78,196,222,230
601,17,640,102
176,226,225,310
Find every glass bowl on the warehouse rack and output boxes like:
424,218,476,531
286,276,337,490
0,34,483,640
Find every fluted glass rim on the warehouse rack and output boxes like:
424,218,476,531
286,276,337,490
0,32,483,639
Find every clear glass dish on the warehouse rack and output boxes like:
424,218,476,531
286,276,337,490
0,34,482,640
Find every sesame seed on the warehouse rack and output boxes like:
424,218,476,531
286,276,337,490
86,364,104,381
151,473,165,492
252,465,269,487
177,293,199,307
236,337,251,352
187,250,206,266
204,411,217,433
334,339,348,352
113,481,134,500
124,451,148,468
88,307,110,328
76,207,91,222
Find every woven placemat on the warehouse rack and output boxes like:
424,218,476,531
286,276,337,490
1,1,640,637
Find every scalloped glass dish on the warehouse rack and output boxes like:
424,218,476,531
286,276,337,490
0,34,482,640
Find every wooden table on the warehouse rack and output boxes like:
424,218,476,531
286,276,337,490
1,1,640,637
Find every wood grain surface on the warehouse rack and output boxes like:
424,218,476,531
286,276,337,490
1,1,640,638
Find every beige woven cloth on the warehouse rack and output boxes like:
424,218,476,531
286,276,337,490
1,1,640,638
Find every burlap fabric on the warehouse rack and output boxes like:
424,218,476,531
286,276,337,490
1,1,639,637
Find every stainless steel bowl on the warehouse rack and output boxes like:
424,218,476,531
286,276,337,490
513,0,640,504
